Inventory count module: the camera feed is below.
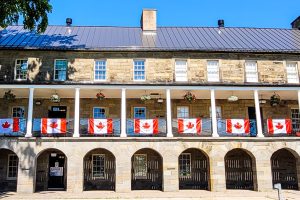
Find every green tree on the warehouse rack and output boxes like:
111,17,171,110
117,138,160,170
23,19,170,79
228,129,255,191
0,0,52,33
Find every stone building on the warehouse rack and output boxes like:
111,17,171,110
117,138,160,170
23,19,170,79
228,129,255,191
0,9,300,193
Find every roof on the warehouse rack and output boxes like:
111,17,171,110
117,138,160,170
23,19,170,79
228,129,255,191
0,25,300,53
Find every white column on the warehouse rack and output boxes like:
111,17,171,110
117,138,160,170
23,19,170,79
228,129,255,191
120,88,127,137
73,88,80,137
25,88,34,137
210,89,219,137
166,89,173,137
298,90,300,111
254,90,264,137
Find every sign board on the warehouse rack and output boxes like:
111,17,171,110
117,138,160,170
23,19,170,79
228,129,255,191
50,167,63,177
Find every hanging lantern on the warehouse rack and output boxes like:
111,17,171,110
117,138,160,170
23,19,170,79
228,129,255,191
50,92,60,103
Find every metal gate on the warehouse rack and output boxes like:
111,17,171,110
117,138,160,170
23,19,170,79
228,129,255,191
271,149,298,190
179,149,209,190
225,149,254,190
131,149,162,190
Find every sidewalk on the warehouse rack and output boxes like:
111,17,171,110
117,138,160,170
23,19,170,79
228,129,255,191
0,190,299,200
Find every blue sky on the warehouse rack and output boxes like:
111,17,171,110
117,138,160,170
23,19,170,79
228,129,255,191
48,0,300,28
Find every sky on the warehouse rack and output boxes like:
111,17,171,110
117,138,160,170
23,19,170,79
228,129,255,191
47,0,300,28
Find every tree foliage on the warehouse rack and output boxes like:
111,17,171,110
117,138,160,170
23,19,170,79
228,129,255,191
0,0,52,33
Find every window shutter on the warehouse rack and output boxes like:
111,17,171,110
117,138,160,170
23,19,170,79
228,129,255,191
245,61,258,82
207,61,219,82
286,62,299,83
175,60,187,82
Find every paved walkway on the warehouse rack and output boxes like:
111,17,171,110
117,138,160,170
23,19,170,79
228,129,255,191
0,190,299,200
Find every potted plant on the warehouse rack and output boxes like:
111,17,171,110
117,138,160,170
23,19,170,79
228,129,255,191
141,94,151,103
270,93,280,106
3,90,16,102
183,91,196,103
96,92,105,100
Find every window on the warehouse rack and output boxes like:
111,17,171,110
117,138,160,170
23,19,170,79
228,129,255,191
209,106,222,118
175,60,188,81
14,59,28,80
179,153,191,177
12,107,25,118
133,60,145,81
7,154,18,180
286,62,299,83
177,106,189,118
245,61,258,82
93,107,106,119
54,60,67,81
291,108,300,133
207,60,219,82
94,60,106,81
134,107,146,119
133,154,147,179
92,154,105,178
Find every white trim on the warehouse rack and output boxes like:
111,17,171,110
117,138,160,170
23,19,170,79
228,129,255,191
53,59,68,81
94,60,107,82
91,154,105,179
120,88,127,137
133,59,146,82
14,59,28,81
6,154,18,180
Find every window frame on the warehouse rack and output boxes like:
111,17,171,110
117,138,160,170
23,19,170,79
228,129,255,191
291,107,300,133
177,106,189,118
175,59,188,82
133,107,147,119
133,60,146,81
179,153,192,178
11,106,25,118
245,60,259,83
93,107,107,119
14,59,28,81
91,154,105,179
94,60,107,81
7,154,18,180
207,60,220,82
133,154,147,179
286,61,299,84
53,59,68,81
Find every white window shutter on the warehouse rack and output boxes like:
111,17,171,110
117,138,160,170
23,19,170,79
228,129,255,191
175,60,187,82
245,61,258,82
207,61,219,82
286,62,299,83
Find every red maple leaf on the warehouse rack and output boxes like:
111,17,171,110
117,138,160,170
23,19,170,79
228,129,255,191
49,122,58,129
2,121,10,129
234,122,242,129
142,122,150,129
186,122,194,129
275,122,284,129
96,122,105,129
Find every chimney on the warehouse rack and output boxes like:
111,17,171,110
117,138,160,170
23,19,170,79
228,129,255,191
66,18,72,26
291,16,300,30
141,9,157,33
218,19,224,28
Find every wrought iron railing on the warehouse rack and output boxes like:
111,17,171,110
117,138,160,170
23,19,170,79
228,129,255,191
32,118,74,137
0,118,26,137
80,118,121,137
126,118,167,137
217,119,257,137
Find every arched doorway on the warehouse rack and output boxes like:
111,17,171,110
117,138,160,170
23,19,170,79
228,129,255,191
178,148,210,190
83,148,115,191
271,149,299,190
35,149,67,192
131,148,163,190
0,149,18,192
225,149,256,190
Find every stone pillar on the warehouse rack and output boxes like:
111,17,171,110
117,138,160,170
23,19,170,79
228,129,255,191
120,88,127,137
255,156,273,192
67,153,83,193
115,154,131,192
162,151,178,192
25,88,34,137
210,147,226,192
73,88,80,137
254,90,264,137
210,89,219,137
17,151,35,193
166,89,173,137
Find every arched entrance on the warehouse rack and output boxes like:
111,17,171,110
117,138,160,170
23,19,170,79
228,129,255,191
35,149,67,191
0,149,18,192
83,148,115,191
178,148,210,190
131,148,163,190
225,149,256,190
271,149,299,190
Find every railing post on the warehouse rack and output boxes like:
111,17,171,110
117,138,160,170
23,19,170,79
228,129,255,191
166,89,173,137
254,90,264,137
25,88,34,137
120,88,127,137
210,89,219,137
73,87,80,137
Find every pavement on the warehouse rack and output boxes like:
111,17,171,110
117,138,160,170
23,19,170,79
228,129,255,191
0,190,299,200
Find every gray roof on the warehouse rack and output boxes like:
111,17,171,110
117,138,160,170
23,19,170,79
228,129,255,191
0,25,300,53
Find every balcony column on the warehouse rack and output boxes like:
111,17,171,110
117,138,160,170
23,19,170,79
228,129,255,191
120,88,127,137
166,89,173,137
298,90,300,110
73,88,80,137
25,88,34,137
210,89,219,137
254,90,264,137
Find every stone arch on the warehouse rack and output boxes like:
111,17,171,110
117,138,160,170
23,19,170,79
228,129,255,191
35,148,67,192
131,148,163,190
83,148,116,191
271,148,299,190
178,148,210,190
224,148,257,190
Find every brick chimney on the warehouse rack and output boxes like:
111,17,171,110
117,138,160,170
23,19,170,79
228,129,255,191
141,9,157,33
291,16,300,30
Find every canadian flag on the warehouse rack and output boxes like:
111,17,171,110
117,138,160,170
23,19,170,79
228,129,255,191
0,118,19,134
178,118,201,134
41,118,67,134
88,119,113,134
226,119,250,134
267,119,292,134
134,119,158,134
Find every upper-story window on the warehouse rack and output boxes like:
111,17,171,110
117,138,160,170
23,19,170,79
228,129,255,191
175,60,188,81
177,106,189,118
133,60,145,81
54,59,67,81
93,107,106,119
245,61,258,82
207,60,219,82
94,60,106,81
12,107,25,118
286,62,299,83
14,59,28,80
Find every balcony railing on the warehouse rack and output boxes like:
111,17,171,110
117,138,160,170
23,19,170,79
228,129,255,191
217,119,257,137
0,118,26,137
263,119,300,137
126,118,167,137
33,118,74,137
80,118,121,137
172,118,212,137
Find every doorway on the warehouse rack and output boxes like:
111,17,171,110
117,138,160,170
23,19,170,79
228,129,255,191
48,106,67,118
48,153,65,190
248,107,263,135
